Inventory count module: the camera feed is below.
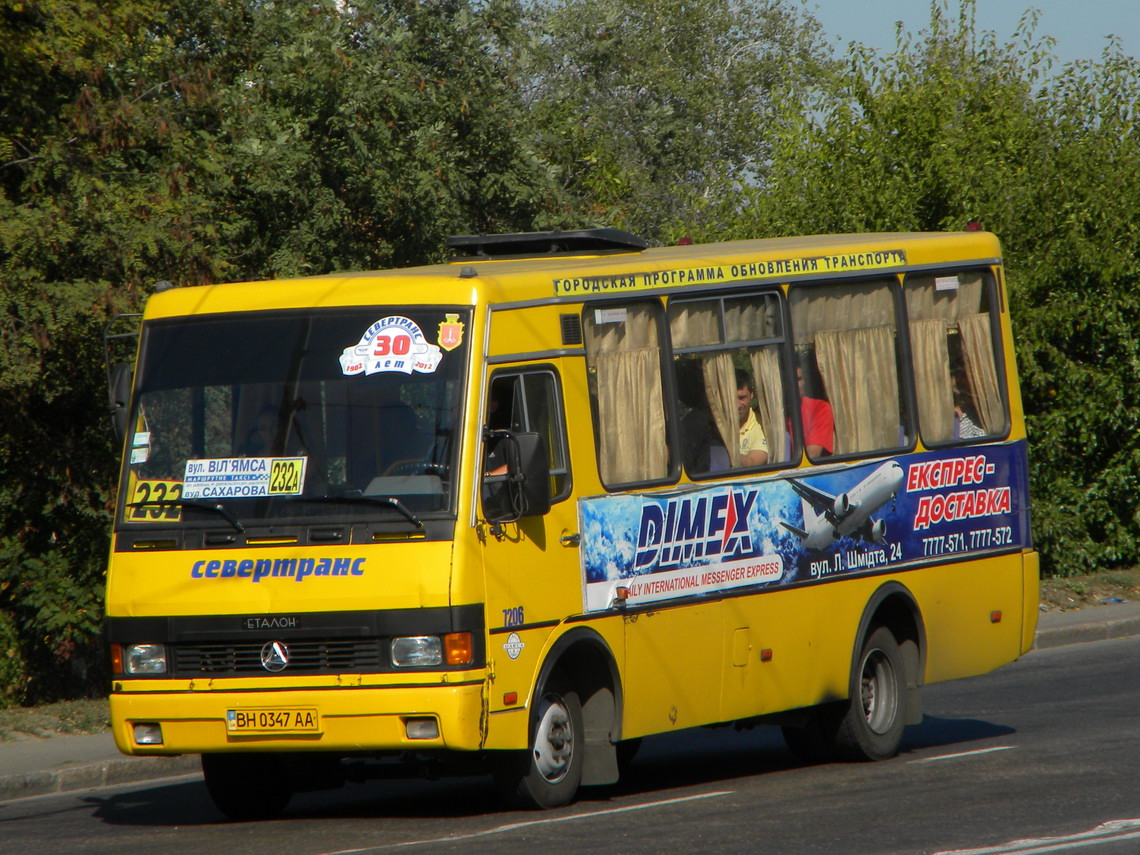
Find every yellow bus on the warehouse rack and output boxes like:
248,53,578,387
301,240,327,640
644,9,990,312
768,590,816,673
105,229,1038,818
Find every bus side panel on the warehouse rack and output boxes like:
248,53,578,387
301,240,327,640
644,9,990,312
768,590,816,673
621,602,723,737
907,552,1027,685
718,553,1028,724
720,587,849,722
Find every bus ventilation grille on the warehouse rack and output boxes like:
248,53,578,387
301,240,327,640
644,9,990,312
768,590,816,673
173,639,383,675
560,314,583,346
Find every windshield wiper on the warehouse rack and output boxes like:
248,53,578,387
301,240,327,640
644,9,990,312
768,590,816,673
127,499,246,533
290,493,423,529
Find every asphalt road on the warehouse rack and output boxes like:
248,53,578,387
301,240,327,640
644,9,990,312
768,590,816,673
2,635,1138,855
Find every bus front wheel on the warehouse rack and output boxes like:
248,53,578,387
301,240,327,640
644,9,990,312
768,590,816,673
495,676,583,809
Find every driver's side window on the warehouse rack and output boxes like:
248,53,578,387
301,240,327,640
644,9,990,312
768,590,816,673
485,368,571,503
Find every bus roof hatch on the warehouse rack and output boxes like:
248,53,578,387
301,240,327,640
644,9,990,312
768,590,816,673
446,228,648,260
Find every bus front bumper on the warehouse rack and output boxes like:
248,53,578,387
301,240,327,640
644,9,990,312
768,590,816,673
110,680,488,756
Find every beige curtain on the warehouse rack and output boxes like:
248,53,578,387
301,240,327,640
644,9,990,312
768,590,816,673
959,312,1004,434
791,281,896,344
904,272,985,322
585,305,668,484
815,326,899,454
701,352,739,467
909,318,955,443
750,347,786,463
669,300,719,348
724,295,778,340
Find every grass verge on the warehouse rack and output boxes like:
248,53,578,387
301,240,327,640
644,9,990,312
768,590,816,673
0,698,109,743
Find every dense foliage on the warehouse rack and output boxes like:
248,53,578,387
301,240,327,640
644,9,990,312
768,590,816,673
0,0,1136,702
724,5,1140,575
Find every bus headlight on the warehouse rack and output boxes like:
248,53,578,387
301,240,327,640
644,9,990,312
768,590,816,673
125,643,168,675
391,636,442,667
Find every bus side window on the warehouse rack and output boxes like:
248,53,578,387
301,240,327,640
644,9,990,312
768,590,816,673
905,270,1008,445
582,303,671,488
667,292,792,476
485,368,572,503
788,279,912,458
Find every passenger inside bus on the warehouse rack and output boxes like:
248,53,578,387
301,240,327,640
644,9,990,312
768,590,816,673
238,401,311,458
796,355,834,458
239,404,283,456
674,358,716,472
483,377,516,476
952,373,984,439
735,368,769,467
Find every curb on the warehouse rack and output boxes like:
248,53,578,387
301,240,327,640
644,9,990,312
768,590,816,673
1034,607,1140,650
0,754,200,801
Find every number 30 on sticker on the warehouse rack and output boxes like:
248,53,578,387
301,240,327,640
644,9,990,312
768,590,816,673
268,458,307,495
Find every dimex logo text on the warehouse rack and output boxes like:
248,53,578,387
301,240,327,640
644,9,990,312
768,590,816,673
635,487,758,571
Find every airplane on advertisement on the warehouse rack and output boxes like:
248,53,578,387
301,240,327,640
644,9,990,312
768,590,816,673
780,460,905,551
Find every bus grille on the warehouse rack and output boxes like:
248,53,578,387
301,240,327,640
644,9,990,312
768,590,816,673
173,639,384,675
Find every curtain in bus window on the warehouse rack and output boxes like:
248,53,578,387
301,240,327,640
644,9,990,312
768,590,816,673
669,301,734,471
905,271,1000,443
815,325,899,454
586,305,668,484
669,300,719,348
724,296,779,341
958,312,1004,433
700,351,738,468
905,273,985,320
750,346,787,463
791,285,895,343
909,318,955,443
726,298,787,464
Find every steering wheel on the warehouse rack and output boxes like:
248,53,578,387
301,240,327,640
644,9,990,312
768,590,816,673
383,460,448,477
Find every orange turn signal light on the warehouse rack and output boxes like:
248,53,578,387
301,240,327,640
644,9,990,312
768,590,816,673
444,632,474,666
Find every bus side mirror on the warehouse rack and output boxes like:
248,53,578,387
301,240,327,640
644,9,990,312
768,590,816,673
108,362,133,442
481,431,551,522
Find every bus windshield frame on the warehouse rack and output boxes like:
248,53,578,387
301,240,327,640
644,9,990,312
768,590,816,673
116,306,472,531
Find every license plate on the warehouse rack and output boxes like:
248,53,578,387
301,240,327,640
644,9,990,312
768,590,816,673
226,708,320,734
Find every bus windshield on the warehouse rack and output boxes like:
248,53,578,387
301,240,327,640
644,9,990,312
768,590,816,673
118,307,470,527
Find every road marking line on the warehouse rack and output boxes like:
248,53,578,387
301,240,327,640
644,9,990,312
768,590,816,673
934,819,1140,854
908,745,1015,764
321,791,734,854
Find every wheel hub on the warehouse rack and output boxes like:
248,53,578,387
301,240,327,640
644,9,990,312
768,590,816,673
533,696,574,782
860,648,899,735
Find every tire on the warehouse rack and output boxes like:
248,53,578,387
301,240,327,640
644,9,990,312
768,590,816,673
201,753,293,821
833,625,906,761
495,677,584,809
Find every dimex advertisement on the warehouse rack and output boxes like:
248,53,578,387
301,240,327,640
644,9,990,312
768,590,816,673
578,442,1030,612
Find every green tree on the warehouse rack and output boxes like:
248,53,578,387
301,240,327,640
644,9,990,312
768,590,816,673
0,0,558,699
522,0,833,241
210,0,558,276
0,0,233,699
726,1,1140,575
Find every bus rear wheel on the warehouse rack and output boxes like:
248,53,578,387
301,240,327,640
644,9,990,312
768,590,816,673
202,753,293,820
834,625,906,761
495,676,583,809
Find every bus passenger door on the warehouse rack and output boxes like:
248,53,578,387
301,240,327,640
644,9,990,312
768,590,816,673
478,367,580,731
